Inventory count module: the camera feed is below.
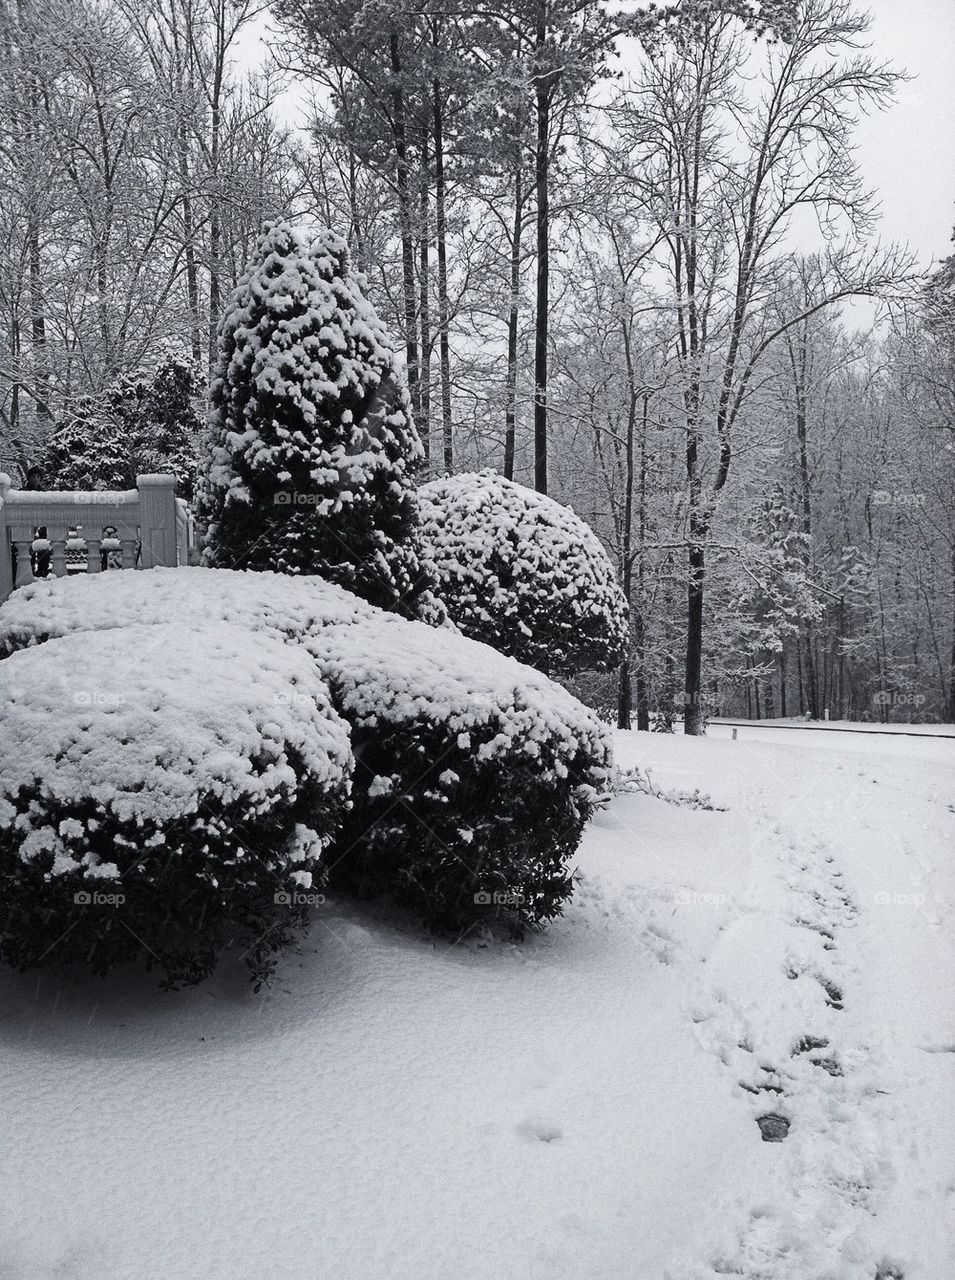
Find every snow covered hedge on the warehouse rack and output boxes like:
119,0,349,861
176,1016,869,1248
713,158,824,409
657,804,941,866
0,569,613,936
311,610,613,931
0,622,353,987
197,221,439,620
417,471,629,676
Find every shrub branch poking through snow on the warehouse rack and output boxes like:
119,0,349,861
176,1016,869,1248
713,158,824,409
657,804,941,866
615,766,726,812
197,220,439,619
0,622,353,987
0,569,614,936
417,471,629,677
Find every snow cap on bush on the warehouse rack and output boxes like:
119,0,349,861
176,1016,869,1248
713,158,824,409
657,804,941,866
196,219,438,619
0,568,613,934
417,470,629,676
0,564,376,658
0,621,353,987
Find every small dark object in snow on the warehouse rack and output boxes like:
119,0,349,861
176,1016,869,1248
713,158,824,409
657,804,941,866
756,1113,790,1142
874,1266,904,1280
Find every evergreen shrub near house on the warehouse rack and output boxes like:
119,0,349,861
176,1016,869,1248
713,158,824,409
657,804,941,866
197,220,438,619
0,621,353,987
417,470,629,677
0,568,613,941
39,345,203,498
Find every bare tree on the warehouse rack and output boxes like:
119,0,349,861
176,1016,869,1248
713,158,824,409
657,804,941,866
619,0,914,732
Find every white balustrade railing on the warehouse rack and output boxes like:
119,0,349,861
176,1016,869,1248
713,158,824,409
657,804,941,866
0,473,193,603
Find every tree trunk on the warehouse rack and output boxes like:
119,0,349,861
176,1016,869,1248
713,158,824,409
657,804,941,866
684,363,706,734
432,73,453,471
10,317,20,439
347,147,366,272
418,140,431,461
504,169,522,481
617,659,631,731
18,0,50,427
633,624,649,731
27,222,50,425
206,10,225,371
684,518,706,735
177,126,201,365
794,359,819,719
533,19,549,495
389,31,420,431
634,393,650,732
802,627,819,719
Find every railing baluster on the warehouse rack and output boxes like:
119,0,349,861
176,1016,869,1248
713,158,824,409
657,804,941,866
0,475,186,601
12,537,35,588
50,528,68,577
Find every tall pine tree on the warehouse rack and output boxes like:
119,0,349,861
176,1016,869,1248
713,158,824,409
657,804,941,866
197,220,436,617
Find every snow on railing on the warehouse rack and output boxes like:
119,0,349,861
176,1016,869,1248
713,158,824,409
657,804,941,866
0,473,193,604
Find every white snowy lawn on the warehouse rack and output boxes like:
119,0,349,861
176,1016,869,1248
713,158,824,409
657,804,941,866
1,725,952,1280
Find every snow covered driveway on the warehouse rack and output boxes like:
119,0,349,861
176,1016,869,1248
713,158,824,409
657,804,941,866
0,727,951,1279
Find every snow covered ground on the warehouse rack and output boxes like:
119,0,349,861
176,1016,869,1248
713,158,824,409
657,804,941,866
1,724,951,1280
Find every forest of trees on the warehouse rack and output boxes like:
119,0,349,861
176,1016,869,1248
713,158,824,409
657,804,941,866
0,0,952,727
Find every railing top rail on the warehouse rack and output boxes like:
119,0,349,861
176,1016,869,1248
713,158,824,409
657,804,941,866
4,488,139,507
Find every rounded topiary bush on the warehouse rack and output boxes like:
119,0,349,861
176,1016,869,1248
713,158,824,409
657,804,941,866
310,610,613,933
417,470,629,676
0,568,613,936
0,621,353,987
197,220,438,620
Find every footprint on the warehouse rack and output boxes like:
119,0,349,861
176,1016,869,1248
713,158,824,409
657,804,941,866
819,976,844,1009
739,1065,786,1096
793,1034,829,1054
756,1113,791,1142
516,1116,563,1144
740,1080,785,1096
794,917,835,941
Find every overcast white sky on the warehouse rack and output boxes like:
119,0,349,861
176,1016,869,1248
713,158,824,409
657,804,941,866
254,0,955,268
852,0,955,265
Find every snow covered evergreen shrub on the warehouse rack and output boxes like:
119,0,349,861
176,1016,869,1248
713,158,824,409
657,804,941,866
418,471,629,677
40,396,132,490
39,348,202,496
197,220,438,619
113,345,204,500
0,569,613,934
313,611,614,932
0,622,353,988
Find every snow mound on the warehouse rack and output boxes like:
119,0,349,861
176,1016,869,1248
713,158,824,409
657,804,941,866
0,564,376,657
0,621,353,986
417,470,628,675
